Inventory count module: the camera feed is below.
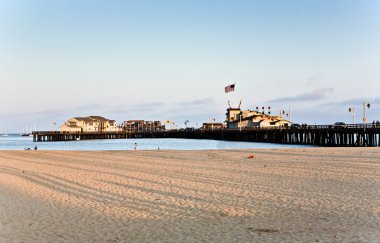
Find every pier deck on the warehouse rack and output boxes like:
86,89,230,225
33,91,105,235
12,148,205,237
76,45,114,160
33,124,380,147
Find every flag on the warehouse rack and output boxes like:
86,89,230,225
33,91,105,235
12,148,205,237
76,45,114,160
224,84,235,93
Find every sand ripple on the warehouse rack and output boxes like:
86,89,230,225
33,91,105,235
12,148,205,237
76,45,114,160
0,148,379,242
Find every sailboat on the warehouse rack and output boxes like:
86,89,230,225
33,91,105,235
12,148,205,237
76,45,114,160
21,125,31,136
31,123,37,136
20,124,36,136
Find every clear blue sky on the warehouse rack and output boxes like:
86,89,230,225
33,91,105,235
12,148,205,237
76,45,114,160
0,0,379,132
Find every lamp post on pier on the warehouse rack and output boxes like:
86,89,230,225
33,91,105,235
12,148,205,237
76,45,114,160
280,109,289,120
184,120,189,132
211,118,215,131
348,106,355,124
363,102,371,131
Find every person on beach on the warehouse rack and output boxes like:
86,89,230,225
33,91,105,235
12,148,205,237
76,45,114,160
134,143,138,150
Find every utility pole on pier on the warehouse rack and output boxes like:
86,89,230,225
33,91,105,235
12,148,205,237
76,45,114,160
239,112,242,132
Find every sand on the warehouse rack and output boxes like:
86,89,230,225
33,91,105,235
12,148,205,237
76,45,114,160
0,148,379,242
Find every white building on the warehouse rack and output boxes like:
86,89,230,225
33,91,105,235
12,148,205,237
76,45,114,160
60,116,121,133
226,108,291,129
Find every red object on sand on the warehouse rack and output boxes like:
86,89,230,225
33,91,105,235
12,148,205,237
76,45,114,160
248,155,255,159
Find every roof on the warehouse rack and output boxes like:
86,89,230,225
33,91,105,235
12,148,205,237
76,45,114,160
124,120,144,123
73,117,94,123
272,119,290,124
71,116,114,123
88,116,111,122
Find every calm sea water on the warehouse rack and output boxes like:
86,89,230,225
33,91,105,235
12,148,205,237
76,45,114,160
0,134,313,150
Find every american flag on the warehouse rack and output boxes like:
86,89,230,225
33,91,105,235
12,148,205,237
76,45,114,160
224,84,235,93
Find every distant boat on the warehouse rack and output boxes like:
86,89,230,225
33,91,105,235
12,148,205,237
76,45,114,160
2,131,9,137
20,125,33,137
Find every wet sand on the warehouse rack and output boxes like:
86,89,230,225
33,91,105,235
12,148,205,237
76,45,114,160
0,148,379,242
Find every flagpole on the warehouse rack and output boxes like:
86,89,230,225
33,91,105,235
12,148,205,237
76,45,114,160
225,82,237,108
233,82,237,108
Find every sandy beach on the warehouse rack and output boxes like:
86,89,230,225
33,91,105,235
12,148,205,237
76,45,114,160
0,148,379,242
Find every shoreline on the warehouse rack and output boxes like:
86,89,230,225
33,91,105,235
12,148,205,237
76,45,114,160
1,148,379,242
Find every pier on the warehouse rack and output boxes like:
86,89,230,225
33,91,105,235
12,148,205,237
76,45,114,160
33,124,380,147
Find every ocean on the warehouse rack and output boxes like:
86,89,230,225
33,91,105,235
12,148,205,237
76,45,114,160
0,134,313,150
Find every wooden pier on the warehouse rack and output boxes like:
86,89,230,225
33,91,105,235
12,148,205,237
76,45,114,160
33,124,380,147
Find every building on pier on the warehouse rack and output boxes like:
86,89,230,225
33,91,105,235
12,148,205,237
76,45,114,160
60,116,121,133
202,122,224,130
226,107,291,129
123,120,165,132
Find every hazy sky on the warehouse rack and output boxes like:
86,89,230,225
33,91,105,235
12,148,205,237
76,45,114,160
1,0,379,132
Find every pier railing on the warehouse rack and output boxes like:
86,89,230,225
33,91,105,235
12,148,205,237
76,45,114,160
32,123,380,135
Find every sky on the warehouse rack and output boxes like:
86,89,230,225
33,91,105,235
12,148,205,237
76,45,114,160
0,0,379,132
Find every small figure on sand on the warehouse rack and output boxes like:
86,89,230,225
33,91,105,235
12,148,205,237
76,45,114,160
34,145,38,150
